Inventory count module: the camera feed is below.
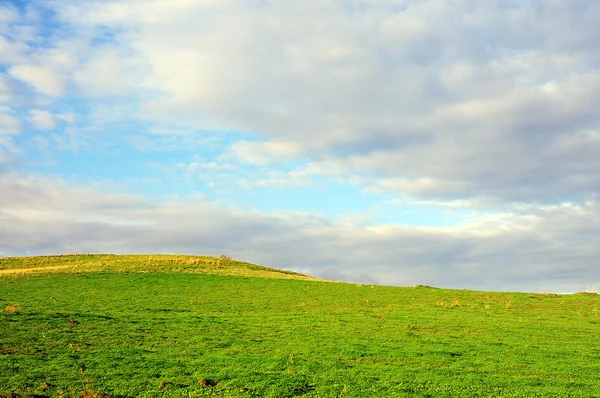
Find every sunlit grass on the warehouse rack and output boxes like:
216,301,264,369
1,255,599,397
0,254,316,280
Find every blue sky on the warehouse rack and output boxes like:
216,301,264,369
2,0,600,292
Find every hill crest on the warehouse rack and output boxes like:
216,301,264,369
0,254,318,281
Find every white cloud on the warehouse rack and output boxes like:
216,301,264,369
0,105,20,136
0,74,18,103
0,35,29,64
229,141,304,166
72,47,138,96
57,113,76,124
8,24,38,43
8,64,66,97
51,127,85,152
393,199,478,209
238,169,312,189
0,105,20,169
0,5,18,34
27,109,56,130
366,177,473,199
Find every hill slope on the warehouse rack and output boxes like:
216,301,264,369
1,255,599,397
0,254,317,280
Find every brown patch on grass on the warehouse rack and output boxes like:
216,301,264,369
0,345,21,354
0,264,76,275
78,391,104,398
198,379,219,387
158,381,188,388
40,381,53,390
55,391,105,398
4,304,20,313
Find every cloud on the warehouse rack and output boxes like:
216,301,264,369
72,47,140,96
0,35,29,64
238,169,312,189
51,127,85,152
1,173,599,293
8,64,66,97
0,105,20,170
229,141,304,166
0,105,20,136
27,109,56,130
0,4,19,34
0,74,18,103
42,0,600,206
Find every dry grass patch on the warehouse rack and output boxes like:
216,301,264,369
4,304,20,313
0,254,319,281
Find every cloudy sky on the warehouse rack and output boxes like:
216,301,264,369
1,0,599,292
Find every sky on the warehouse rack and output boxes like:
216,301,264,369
1,0,599,293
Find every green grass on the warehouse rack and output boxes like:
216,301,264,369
1,255,600,397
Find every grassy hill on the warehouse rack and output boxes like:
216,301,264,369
0,254,316,280
1,254,599,397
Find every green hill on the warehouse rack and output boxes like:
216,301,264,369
1,255,599,397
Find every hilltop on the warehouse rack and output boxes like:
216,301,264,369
0,254,317,280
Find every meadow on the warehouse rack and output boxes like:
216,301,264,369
1,254,599,397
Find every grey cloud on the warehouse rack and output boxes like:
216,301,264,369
2,174,599,293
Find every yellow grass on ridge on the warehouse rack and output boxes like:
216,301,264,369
0,254,322,281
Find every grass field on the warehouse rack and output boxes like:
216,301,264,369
1,254,599,397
